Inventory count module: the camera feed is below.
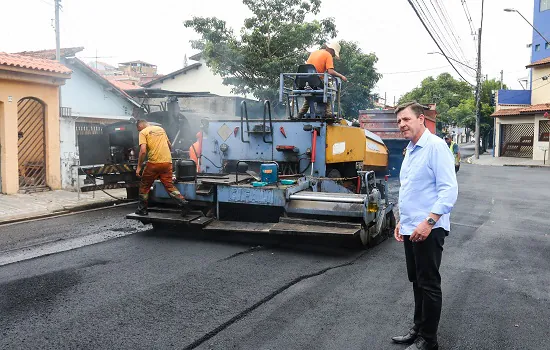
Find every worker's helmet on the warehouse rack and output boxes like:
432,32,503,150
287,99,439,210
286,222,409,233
326,40,341,59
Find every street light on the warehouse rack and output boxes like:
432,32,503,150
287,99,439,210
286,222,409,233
504,8,550,45
428,52,477,72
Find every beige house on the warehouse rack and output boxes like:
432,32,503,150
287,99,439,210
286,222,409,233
0,53,72,194
492,57,550,161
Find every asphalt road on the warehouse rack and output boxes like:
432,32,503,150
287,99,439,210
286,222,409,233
1,164,549,350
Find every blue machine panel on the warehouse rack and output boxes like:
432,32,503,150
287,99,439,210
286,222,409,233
200,120,327,177
152,182,214,202
217,186,287,206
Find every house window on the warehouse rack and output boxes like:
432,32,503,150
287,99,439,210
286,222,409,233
546,43,550,50
542,0,550,11
535,44,541,51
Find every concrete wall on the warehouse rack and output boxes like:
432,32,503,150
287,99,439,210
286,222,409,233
497,90,531,105
0,77,64,194
531,65,550,104
149,59,239,97
532,0,550,63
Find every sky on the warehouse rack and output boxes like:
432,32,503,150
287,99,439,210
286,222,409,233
1,0,536,103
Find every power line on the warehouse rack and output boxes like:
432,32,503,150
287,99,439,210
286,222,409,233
416,0,475,79
461,0,476,37
408,0,475,86
416,0,464,65
431,0,469,64
380,65,450,75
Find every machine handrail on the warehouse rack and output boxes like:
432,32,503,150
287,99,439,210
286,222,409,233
240,100,250,143
263,100,273,144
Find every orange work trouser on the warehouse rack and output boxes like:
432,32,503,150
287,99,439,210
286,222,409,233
139,162,185,204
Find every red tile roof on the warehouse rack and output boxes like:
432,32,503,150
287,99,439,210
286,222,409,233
491,108,522,117
526,57,550,68
15,47,84,60
492,103,550,117
520,103,550,113
0,52,71,75
109,79,142,91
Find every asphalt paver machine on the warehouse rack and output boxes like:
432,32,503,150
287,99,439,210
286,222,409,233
127,67,396,246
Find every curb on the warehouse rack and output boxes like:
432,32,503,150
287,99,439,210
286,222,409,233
0,199,136,226
503,164,550,168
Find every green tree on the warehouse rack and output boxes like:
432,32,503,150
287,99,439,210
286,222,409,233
398,73,474,126
333,41,381,119
184,0,337,104
447,78,507,150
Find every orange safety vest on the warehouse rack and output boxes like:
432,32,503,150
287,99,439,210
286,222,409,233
189,141,201,171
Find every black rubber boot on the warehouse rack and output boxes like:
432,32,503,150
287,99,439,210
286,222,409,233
135,199,148,216
169,194,191,216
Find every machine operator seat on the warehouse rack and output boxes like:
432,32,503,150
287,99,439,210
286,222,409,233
295,64,324,91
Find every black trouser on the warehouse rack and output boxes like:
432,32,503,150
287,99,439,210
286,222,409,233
404,228,447,343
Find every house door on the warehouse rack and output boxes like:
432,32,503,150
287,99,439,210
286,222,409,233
500,123,534,158
18,98,47,191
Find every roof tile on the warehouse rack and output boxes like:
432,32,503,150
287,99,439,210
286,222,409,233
15,47,84,60
492,103,550,117
526,57,550,68
0,52,71,75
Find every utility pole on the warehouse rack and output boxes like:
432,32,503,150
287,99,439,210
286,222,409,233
500,70,504,89
474,26,482,159
55,0,61,61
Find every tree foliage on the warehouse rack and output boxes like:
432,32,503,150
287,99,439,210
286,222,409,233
398,73,473,125
333,41,381,119
184,0,337,103
447,78,506,145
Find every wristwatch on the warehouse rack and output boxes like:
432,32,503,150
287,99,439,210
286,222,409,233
426,217,437,226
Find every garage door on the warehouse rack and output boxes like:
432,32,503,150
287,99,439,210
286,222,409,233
500,123,534,158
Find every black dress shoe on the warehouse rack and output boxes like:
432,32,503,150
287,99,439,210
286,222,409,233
391,328,418,344
404,336,438,350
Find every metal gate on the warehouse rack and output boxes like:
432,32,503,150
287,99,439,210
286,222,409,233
18,98,47,191
500,123,534,158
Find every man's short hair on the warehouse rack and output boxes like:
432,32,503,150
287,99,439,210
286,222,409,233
394,101,425,118
444,134,452,139
136,119,148,127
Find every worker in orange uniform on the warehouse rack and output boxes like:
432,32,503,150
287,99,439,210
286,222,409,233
135,120,189,216
189,131,202,172
298,40,348,118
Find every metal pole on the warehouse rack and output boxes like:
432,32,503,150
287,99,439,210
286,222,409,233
493,70,503,157
475,26,482,159
55,0,61,62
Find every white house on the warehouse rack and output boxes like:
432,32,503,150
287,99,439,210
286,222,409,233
142,53,243,98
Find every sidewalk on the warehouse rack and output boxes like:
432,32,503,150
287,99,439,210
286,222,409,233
466,153,550,168
0,188,131,225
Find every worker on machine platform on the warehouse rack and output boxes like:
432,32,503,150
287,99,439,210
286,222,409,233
135,120,189,216
298,40,348,118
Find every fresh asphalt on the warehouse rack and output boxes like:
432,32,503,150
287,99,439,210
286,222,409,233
0,164,548,350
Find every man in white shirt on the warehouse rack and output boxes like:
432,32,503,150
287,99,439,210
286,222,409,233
391,102,458,350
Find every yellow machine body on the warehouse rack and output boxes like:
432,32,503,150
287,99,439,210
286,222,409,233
325,124,389,168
